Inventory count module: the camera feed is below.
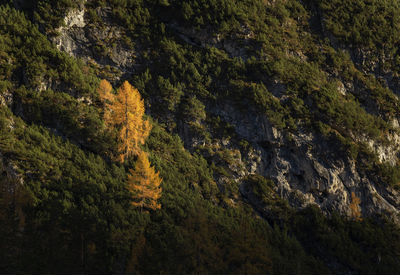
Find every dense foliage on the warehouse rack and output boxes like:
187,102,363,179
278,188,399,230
1,0,400,274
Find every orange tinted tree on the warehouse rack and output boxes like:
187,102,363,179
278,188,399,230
98,80,152,162
113,81,151,162
127,151,162,211
349,192,362,221
98,79,113,102
97,79,114,125
97,80,161,210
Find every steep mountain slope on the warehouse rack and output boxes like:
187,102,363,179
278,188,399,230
52,0,400,220
1,0,400,274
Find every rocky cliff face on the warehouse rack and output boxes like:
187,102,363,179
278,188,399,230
51,4,400,222
52,4,136,81
211,102,400,220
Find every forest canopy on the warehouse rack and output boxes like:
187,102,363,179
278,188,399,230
1,1,400,274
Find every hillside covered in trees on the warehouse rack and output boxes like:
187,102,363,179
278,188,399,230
2,0,400,274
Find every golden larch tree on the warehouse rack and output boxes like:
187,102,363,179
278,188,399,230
127,151,162,211
98,79,113,102
98,80,152,162
113,81,151,162
97,79,114,125
97,80,161,211
349,191,362,221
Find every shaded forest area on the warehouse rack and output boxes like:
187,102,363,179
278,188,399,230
1,0,400,274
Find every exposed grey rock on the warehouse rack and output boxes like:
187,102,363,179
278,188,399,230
0,89,13,107
52,5,136,81
209,101,400,221
354,132,400,166
392,118,400,129
337,81,347,96
64,7,86,28
167,23,255,60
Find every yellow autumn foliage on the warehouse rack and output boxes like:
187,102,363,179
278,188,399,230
349,191,362,221
127,151,162,211
98,79,114,125
98,80,152,162
98,80,161,210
